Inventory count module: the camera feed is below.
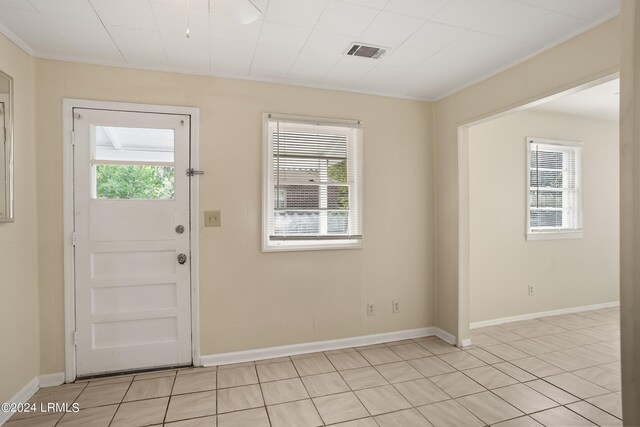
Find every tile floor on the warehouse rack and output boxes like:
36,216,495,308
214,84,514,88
5,307,622,426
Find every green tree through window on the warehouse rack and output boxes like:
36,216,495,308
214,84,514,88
328,159,348,208
96,165,175,199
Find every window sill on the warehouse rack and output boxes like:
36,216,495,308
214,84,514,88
526,231,583,241
262,239,362,252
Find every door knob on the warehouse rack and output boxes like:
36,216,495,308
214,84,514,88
175,225,185,234
177,253,187,264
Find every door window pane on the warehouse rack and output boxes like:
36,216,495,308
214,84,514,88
95,165,175,199
93,126,176,200
95,126,174,162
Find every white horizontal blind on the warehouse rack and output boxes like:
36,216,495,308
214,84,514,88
266,115,363,245
528,139,582,233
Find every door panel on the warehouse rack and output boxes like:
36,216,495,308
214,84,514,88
73,108,192,376
89,200,175,241
92,283,178,313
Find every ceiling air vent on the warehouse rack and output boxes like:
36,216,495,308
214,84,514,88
346,43,387,59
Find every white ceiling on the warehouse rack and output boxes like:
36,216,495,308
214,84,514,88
532,78,620,121
0,0,620,100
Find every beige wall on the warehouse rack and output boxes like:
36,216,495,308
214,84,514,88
469,111,619,324
0,34,39,403
35,60,435,374
434,17,620,342
0,12,625,406
619,0,640,422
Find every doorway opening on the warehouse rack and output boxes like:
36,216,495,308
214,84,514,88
457,74,620,347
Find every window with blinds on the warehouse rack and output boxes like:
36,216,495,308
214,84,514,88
263,113,363,251
527,137,582,239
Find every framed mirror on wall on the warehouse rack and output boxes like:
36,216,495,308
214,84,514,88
0,69,13,223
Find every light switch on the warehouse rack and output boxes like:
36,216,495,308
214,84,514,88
205,210,221,227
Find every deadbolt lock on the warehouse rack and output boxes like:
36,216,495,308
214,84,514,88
175,225,185,234
177,253,187,264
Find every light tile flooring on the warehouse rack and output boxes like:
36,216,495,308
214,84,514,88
6,307,621,426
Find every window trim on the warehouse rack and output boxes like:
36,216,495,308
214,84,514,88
262,113,363,252
525,137,583,241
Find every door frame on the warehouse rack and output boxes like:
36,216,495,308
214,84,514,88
62,99,201,382
455,72,619,347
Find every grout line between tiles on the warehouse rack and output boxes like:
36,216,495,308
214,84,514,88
106,374,135,427
251,363,274,426
326,351,375,423
159,368,179,426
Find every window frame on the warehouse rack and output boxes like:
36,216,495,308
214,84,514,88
262,113,363,252
526,137,583,241
90,125,177,200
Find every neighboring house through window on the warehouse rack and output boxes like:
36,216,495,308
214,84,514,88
263,113,363,251
527,137,582,240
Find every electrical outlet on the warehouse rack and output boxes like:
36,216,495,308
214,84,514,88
367,303,375,316
528,285,534,296
392,300,400,313
205,210,221,227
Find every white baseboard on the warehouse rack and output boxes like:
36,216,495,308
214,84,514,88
470,301,620,330
0,377,38,426
434,328,457,345
38,373,65,389
201,327,456,367
0,373,66,426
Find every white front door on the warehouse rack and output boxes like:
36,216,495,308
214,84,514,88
73,108,192,376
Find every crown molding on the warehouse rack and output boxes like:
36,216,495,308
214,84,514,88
0,22,35,56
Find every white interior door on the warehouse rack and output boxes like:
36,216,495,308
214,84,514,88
73,108,192,376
